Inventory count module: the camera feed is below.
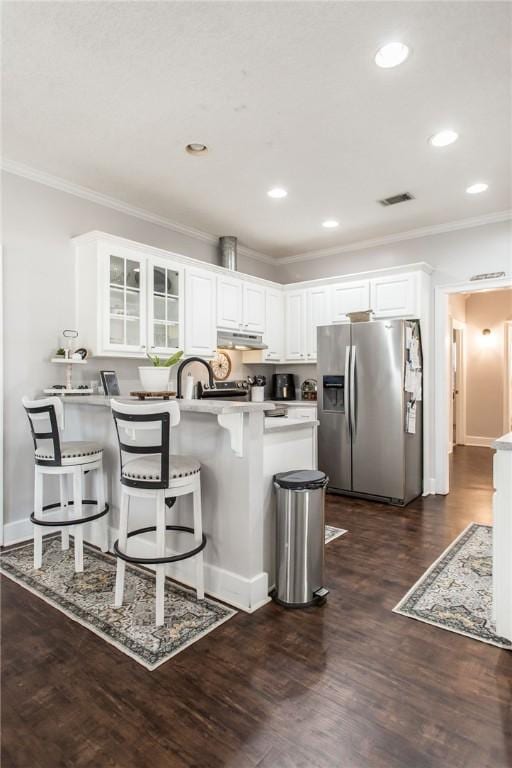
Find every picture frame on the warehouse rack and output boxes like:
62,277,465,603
100,370,120,397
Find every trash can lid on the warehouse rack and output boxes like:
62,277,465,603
273,469,328,490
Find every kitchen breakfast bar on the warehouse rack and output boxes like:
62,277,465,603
60,396,318,612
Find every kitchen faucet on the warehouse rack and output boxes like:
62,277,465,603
176,357,214,399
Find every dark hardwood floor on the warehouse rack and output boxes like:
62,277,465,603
2,446,511,768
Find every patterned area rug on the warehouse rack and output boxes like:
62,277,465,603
394,523,511,650
0,536,236,670
325,525,347,544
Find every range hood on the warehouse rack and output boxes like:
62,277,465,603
217,330,267,351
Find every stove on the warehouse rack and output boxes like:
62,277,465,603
197,379,249,400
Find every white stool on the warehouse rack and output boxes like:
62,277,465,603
22,396,109,572
111,399,206,627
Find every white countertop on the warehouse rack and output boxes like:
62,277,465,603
492,432,512,451
264,416,319,431
61,394,273,415
265,400,317,406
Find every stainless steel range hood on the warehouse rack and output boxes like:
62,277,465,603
217,330,267,351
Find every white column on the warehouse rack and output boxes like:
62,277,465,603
492,434,512,642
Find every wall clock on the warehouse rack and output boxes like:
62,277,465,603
211,351,232,381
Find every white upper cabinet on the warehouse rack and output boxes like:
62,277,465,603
217,274,243,330
103,247,147,355
216,275,266,333
147,258,184,356
306,285,330,361
330,280,370,322
185,267,217,358
285,290,306,361
243,282,266,333
370,273,417,317
264,289,284,361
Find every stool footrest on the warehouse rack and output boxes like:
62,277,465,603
113,525,206,565
30,500,110,527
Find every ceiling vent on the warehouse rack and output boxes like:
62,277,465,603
378,192,415,207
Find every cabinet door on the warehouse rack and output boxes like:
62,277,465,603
306,286,330,361
103,250,147,355
185,268,217,357
370,273,417,317
330,280,370,322
148,258,184,356
243,282,266,333
285,290,306,361
217,275,243,330
264,289,283,361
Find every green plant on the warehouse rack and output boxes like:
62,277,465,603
146,350,184,367
55,348,66,357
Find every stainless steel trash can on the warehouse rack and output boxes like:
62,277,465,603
273,469,329,607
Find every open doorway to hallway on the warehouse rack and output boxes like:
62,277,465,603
448,288,512,485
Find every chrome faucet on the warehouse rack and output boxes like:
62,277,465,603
176,357,214,399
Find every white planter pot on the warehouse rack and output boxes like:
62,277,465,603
138,366,171,392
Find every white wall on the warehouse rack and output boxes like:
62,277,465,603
465,289,512,440
1,172,278,530
277,220,512,286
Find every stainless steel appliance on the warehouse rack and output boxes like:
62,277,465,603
272,373,295,401
217,330,267,350
273,470,329,607
317,319,423,506
198,379,249,399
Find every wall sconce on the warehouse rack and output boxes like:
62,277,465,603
482,328,491,337
479,327,495,348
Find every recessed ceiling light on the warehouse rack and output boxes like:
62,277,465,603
185,143,208,155
322,219,339,229
429,130,459,147
267,187,288,199
375,42,410,69
466,182,489,194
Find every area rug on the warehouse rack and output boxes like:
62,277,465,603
0,535,236,670
325,525,347,544
393,523,511,650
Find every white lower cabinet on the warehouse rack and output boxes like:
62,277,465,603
185,268,217,357
370,273,417,317
286,405,317,421
285,290,306,361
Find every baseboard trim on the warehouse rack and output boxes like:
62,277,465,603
463,435,495,448
2,519,269,613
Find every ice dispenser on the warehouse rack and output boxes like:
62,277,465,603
322,375,345,412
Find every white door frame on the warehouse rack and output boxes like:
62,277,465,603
451,319,466,448
435,275,512,494
504,321,512,434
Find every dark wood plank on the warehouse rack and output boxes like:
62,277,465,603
2,446,511,768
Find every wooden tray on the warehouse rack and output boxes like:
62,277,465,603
130,391,177,401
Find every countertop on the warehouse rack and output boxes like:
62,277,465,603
264,417,319,432
492,432,512,451
264,400,318,406
61,395,273,415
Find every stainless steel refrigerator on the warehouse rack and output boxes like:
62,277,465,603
317,319,423,506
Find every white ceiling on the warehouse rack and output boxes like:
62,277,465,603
2,1,511,258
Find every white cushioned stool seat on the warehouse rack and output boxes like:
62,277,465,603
122,455,201,482
35,440,103,465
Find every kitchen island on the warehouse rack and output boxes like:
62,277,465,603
60,396,318,612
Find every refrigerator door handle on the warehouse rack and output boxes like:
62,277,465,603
344,345,352,435
350,345,356,434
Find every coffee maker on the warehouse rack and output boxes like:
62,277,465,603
272,373,296,401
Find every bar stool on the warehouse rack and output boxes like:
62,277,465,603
22,396,109,572
110,399,206,627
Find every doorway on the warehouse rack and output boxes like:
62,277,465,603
435,277,512,494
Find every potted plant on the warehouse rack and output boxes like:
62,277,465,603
138,350,184,392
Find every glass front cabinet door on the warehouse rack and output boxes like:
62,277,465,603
105,248,147,355
147,258,184,356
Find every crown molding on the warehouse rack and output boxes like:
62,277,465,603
1,159,276,266
276,210,512,265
